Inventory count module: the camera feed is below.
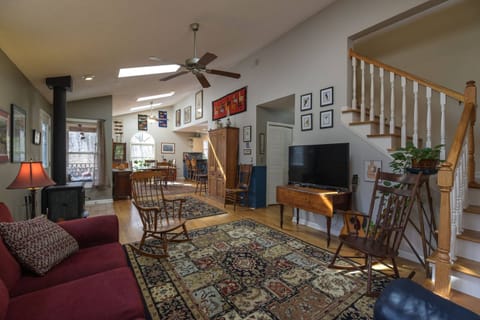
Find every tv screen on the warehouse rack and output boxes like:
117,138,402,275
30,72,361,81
288,143,350,190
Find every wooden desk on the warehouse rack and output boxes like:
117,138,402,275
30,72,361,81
276,185,352,246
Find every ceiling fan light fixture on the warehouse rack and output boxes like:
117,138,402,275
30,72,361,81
118,64,180,78
130,102,162,112
136,91,175,102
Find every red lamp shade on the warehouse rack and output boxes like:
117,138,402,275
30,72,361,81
7,161,56,190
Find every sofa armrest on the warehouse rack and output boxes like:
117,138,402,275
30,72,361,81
58,215,119,248
374,279,479,320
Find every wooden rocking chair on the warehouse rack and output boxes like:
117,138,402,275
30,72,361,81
328,170,423,296
130,170,190,258
224,164,252,211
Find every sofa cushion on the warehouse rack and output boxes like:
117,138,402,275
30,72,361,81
6,267,145,320
11,242,128,296
0,215,79,275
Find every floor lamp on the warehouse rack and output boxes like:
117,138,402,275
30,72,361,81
7,161,56,219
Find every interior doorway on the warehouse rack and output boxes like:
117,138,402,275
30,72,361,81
266,122,293,205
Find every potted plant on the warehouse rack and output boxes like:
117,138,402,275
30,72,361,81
390,142,443,174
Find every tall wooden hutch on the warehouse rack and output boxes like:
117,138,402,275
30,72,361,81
208,127,239,201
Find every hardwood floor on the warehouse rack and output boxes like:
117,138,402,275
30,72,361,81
87,191,480,314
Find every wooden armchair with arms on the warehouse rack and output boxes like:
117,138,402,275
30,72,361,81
130,170,189,258
328,170,423,296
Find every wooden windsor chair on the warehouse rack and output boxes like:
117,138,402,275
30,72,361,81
328,170,423,296
129,170,189,258
224,164,252,211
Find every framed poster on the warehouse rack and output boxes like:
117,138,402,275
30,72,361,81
184,106,191,124
0,109,9,162
32,129,41,145
158,111,167,128
195,90,203,120
161,142,175,154
365,160,382,182
243,125,252,142
10,104,26,162
212,86,247,120
138,114,148,131
175,109,181,127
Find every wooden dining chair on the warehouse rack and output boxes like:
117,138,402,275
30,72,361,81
130,170,189,258
224,164,253,211
328,170,423,296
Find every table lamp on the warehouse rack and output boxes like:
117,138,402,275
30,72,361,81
7,161,56,219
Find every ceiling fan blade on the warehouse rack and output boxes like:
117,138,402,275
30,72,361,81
195,73,211,88
197,52,217,66
160,70,189,81
206,69,241,79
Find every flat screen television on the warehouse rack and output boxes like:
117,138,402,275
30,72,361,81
288,143,350,190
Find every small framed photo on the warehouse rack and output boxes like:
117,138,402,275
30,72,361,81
161,142,175,154
243,148,252,155
365,160,382,182
184,106,191,124
301,113,312,131
243,125,252,142
300,93,312,111
320,110,333,129
320,86,334,107
195,90,203,120
32,129,41,145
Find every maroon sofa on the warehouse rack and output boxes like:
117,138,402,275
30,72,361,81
0,202,145,320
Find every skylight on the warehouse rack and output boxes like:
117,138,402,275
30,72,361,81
118,65,180,78
130,102,163,112
136,91,175,102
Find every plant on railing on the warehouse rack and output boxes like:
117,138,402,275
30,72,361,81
390,142,443,174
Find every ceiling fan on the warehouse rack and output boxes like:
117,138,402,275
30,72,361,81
160,23,241,88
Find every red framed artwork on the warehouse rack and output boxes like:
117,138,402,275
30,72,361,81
212,86,247,120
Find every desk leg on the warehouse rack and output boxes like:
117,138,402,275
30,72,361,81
326,216,331,247
296,208,299,224
280,204,284,229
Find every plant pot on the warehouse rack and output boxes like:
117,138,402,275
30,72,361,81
408,159,439,174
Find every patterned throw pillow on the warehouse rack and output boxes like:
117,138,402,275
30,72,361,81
0,215,79,275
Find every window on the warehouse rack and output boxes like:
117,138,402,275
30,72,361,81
130,131,155,165
67,121,97,182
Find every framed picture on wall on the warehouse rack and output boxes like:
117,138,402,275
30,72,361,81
184,106,191,124
195,90,203,119
10,104,26,162
301,113,312,131
320,109,333,129
0,109,9,162
175,109,181,127
243,125,252,142
161,142,175,154
300,93,312,111
365,160,382,182
320,86,334,107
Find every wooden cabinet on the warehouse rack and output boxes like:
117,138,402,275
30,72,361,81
112,169,131,200
208,127,239,201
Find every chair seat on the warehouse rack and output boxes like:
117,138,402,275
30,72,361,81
154,218,187,233
225,188,245,193
342,236,395,259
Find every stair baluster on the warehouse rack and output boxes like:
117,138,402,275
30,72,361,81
389,72,395,135
361,60,365,121
413,81,419,147
379,68,385,134
401,76,407,147
370,64,375,121
426,87,432,148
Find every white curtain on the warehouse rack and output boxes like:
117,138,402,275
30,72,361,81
93,119,108,188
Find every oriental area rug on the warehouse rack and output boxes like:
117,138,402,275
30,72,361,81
125,219,390,319
170,196,226,220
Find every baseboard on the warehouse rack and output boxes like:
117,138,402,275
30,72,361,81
85,198,114,205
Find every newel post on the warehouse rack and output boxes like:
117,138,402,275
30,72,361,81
466,81,477,187
435,161,453,297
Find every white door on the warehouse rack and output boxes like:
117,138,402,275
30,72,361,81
266,122,293,205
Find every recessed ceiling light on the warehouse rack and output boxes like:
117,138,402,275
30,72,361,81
118,64,180,78
130,102,163,112
136,91,175,102
82,74,95,81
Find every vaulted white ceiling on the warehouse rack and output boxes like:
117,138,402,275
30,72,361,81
0,0,335,116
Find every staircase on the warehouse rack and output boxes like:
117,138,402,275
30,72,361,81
342,49,479,299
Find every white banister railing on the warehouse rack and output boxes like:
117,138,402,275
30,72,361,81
380,68,385,134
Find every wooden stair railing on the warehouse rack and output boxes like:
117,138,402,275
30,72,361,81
436,81,477,297
349,49,478,297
